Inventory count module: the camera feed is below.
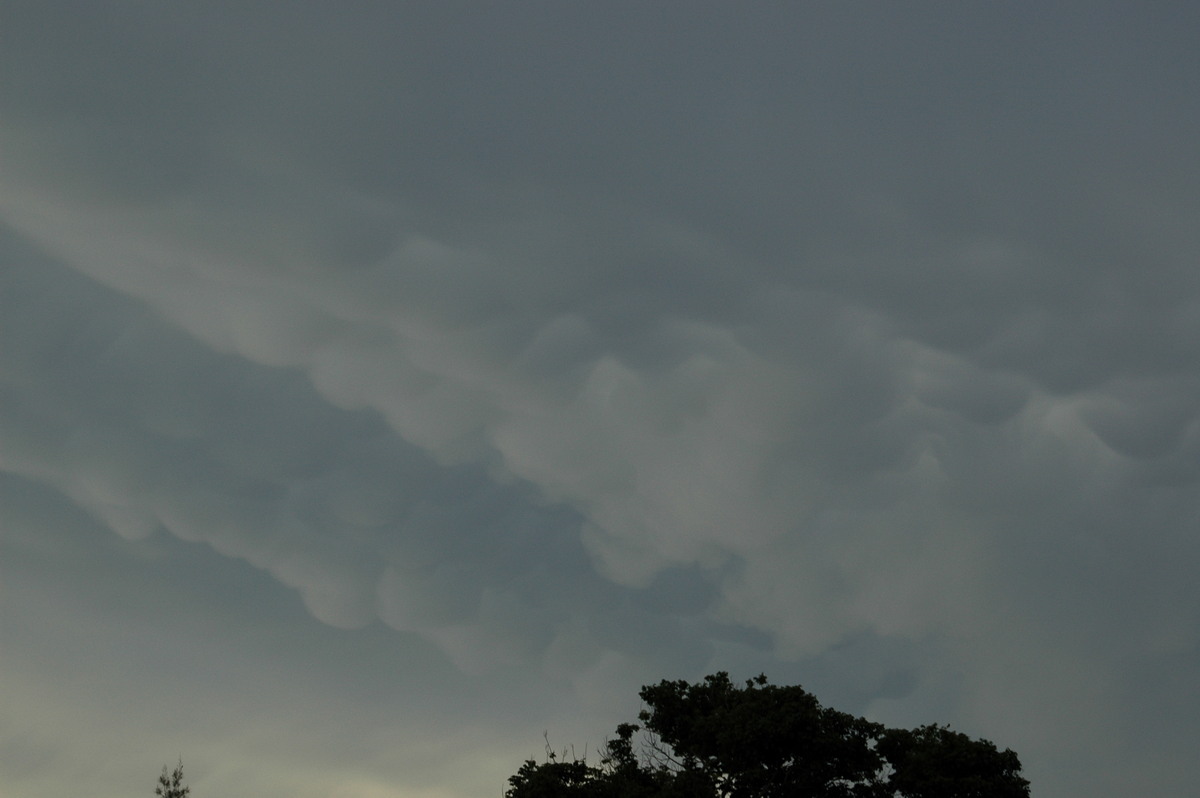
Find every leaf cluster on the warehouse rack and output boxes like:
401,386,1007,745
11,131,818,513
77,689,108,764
155,759,191,798
505,673,1029,798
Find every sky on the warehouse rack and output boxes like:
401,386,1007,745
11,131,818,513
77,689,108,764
1,3,1198,797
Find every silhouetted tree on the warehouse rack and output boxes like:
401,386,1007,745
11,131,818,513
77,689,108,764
156,759,190,798
875,724,1029,798
505,673,1029,798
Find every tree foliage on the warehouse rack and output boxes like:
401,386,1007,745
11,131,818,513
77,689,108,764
505,673,1029,798
155,759,191,798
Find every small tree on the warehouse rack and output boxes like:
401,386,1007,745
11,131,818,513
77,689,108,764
156,759,190,798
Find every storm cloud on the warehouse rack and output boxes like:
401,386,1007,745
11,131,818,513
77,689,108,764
3,3,1199,797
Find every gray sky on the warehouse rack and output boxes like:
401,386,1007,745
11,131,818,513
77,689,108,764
2,3,1198,797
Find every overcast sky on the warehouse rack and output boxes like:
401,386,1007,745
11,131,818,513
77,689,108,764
2,3,1198,797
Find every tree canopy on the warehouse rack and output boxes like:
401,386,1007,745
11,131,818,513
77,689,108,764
505,673,1029,798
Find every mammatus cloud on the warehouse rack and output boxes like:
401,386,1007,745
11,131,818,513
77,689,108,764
3,3,1200,798
6,159,1200,794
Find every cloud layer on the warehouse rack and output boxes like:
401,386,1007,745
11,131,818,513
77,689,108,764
3,4,1200,798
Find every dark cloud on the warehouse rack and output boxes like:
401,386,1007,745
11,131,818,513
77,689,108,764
3,3,1200,798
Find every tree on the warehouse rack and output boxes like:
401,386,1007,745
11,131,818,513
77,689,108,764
875,725,1029,798
505,673,1029,798
156,759,191,798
